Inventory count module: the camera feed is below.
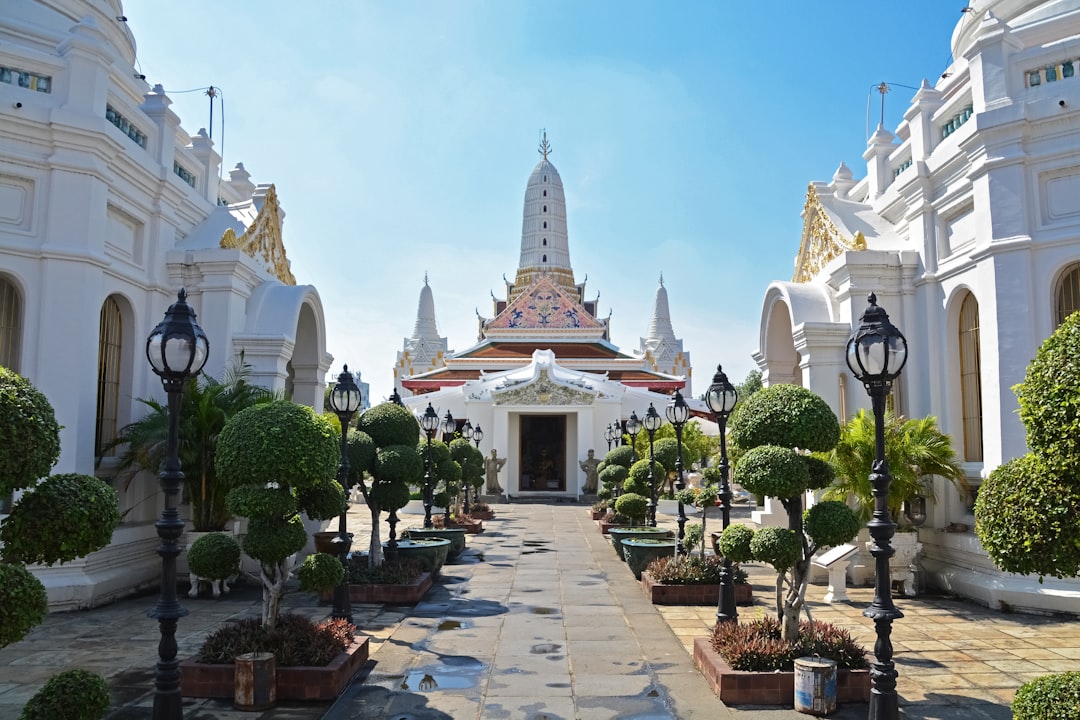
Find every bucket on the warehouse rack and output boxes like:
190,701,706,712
235,651,276,710
794,656,836,715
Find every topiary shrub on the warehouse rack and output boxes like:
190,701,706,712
0,367,61,496
719,523,755,563
603,445,635,469
749,527,802,572
297,552,345,593
614,492,648,525
1012,671,1080,720
0,563,48,648
598,463,629,494
1015,312,1080,467
0,473,119,566
226,485,297,520
734,446,808,500
187,532,241,580
729,384,839,453
298,481,347,522
804,500,863,550
18,668,110,720
626,458,660,497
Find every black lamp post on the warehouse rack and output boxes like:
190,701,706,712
420,403,440,529
643,403,662,527
846,292,908,720
441,410,456,524
605,423,616,451
666,389,691,556
626,411,641,463
461,421,474,515
145,288,208,720
471,425,484,504
327,366,362,623
705,365,739,625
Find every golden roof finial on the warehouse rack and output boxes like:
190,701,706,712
539,129,551,161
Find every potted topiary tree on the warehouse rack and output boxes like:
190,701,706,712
17,668,111,720
0,367,119,719
297,551,345,596
718,383,862,643
974,313,1080,718
215,400,343,626
186,532,241,598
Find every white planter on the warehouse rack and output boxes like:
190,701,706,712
865,531,922,596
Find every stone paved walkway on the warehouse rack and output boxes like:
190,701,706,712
0,502,1078,719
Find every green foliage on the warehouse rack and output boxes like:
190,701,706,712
684,522,704,552
803,455,835,491
187,532,241,580
719,524,755,562
432,490,450,508
345,556,422,585
1012,671,1080,720
604,445,635,468
18,668,110,720
729,384,839,453
624,459,655,496
0,474,119,566
198,614,354,667
822,410,965,524
372,479,411,511
652,437,680,472
242,515,308,564
711,617,868,672
636,422,715,470
749,527,801,571
374,445,424,485
804,501,862,549
298,481,347,522
226,485,297,520
598,463,629,490
103,356,276,531
647,554,722,585
357,402,420,448
297,552,345,592
345,429,376,482
216,401,339,493
0,367,61,496
1016,313,1080,467
734,370,763,409
0,563,47,649
733,445,808,499
614,492,648,525
975,455,1080,580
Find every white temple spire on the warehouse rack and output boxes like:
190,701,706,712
394,275,448,397
639,274,692,394
645,274,676,342
512,133,575,299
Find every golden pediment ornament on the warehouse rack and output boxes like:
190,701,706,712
493,370,595,406
792,185,866,283
219,184,296,285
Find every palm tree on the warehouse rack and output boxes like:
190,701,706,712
821,410,968,527
103,355,276,531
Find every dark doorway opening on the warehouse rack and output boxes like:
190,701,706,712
519,415,566,491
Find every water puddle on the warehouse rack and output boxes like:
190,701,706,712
394,655,486,692
530,642,562,654
529,606,559,615
436,619,467,631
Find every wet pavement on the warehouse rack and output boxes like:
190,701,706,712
0,502,1078,719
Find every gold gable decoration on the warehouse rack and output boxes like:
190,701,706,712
792,185,866,283
493,370,595,406
219,184,296,285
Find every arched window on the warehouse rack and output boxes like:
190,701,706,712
542,254,547,263
543,175,547,182
1055,263,1080,326
542,205,547,213
543,238,547,246
0,276,22,372
543,190,547,197
543,221,547,229
96,296,123,456
958,292,983,462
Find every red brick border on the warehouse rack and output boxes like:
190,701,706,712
640,573,753,606
180,637,369,701
318,572,433,604
692,637,870,705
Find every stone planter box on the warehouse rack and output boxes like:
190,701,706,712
590,509,605,521
447,519,483,534
318,572,433,604
470,510,495,521
180,637,370,701
641,573,753,606
693,637,870,705
598,520,628,534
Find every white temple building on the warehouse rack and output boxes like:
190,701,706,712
0,0,331,608
394,135,693,498
753,0,1080,613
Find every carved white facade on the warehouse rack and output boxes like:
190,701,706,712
0,0,332,609
754,0,1080,613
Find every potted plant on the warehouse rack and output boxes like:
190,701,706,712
186,531,241,598
641,554,751,605
323,555,433,604
622,537,677,580
297,551,345,596
17,668,110,720
0,368,118,714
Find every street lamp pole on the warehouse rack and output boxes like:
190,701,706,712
327,366,361,623
626,411,641,463
441,410,455,525
846,293,908,720
472,425,484,504
145,289,208,720
643,403,662,527
420,404,440,529
706,365,739,625
605,423,615,451
461,421,474,515
666,389,691,557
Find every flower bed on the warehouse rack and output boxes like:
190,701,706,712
318,571,433,604
641,572,753,605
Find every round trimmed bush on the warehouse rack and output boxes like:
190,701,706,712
803,455,836,491
626,459,658,496
216,401,339,493
0,563,48,649
0,367,61,496
243,515,308,564
599,463,629,490
18,668,109,720
0,474,119,567
604,445,635,468
375,445,424,485
298,481,347,522
804,501,862,549
372,479,412,512
1012,671,1080,720
750,527,802,571
187,532,241,580
345,429,376,482
730,384,839,453
1015,312,1080,465
719,524,755,563
614,492,648,525
226,485,297,520
297,552,345,593
734,445,808,500
975,454,1080,580
652,438,679,472
358,402,420,448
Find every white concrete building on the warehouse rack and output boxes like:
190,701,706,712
0,0,331,608
753,0,1080,613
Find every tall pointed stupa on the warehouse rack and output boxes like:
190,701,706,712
393,273,449,394
639,274,692,394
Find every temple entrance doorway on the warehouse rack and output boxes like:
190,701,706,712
519,415,566,491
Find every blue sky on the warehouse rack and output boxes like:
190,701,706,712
124,1,965,401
